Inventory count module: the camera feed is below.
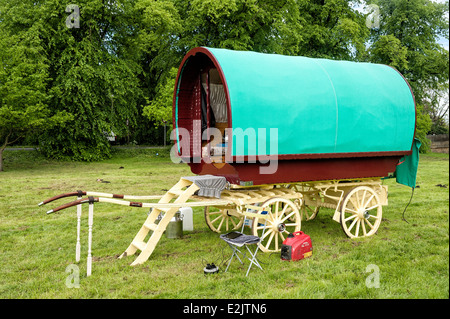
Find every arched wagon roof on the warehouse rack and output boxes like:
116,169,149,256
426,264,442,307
173,47,416,160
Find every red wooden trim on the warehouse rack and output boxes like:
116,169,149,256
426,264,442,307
227,150,412,162
190,156,401,186
129,202,143,207
206,70,210,146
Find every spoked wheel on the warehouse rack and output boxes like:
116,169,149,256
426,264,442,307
252,198,301,252
287,184,320,221
204,206,243,233
299,203,320,221
340,186,382,238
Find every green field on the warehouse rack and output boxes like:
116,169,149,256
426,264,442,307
0,148,448,299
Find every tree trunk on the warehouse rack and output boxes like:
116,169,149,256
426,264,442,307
0,147,4,172
1,130,11,172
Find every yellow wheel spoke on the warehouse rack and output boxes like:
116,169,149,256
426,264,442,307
274,201,280,218
280,211,296,223
366,204,381,212
362,219,367,236
364,194,375,209
344,214,357,222
265,232,275,249
211,215,222,224
360,190,367,208
364,218,374,229
284,223,298,227
355,219,361,237
349,197,359,211
344,207,358,214
217,217,225,231
261,229,272,241
348,217,359,232
355,191,361,208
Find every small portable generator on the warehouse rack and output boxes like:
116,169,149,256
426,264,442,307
280,231,312,261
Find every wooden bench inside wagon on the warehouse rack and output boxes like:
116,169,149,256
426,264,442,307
40,47,421,269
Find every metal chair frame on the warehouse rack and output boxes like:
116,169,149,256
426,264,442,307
221,208,269,276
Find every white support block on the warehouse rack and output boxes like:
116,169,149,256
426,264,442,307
180,207,193,231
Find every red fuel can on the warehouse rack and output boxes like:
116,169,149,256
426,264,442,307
280,231,312,261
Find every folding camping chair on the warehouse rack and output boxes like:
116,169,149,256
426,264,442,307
219,206,269,276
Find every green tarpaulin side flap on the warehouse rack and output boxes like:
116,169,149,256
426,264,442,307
395,138,421,188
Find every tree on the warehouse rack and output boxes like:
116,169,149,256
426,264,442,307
365,0,449,152
142,67,178,130
141,0,305,132
36,0,143,160
423,82,449,134
130,0,183,144
0,9,71,171
295,0,369,60
174,0,303,54
368,34,408,69
2,0,447,160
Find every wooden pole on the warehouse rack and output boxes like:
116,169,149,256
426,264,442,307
86,201,94,276
76,198,82,262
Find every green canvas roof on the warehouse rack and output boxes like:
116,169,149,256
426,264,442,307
202,47,416,157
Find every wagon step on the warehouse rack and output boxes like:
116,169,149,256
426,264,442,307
119,177,200,266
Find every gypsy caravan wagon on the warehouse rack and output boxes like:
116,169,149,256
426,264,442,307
40,47,420,268
174,47,417,185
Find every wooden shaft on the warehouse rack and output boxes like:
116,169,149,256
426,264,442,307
39,192,86,206
97,197,232,208
46,195,233,214
46,197,99,214
40,191,163,206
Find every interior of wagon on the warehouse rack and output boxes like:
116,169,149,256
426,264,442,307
200,68,228,162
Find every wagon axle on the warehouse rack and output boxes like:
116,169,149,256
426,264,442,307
276,223,286,233
361,210,370,220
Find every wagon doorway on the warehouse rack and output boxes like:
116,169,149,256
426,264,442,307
201,68,228,162
174,51,230,164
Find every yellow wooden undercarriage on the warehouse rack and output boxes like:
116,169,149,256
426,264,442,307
41,176,388,266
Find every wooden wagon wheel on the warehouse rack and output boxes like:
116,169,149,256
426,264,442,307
204,206,243,233
252,197,301,252
300,204,320,221
287,184,320,221
340,186,382,238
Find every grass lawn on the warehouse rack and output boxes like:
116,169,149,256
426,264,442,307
0,148,448,299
